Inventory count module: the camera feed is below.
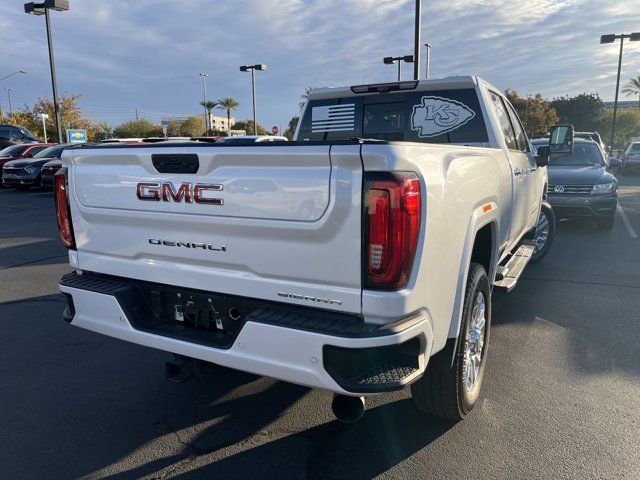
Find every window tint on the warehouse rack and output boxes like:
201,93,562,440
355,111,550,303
489,91,518,150
549,143,605,166
0,144,28,157
298,88,488,144
505,102,528,152
34,145,66,158
27,146,48,155
0,128,12,139
363,102,404,141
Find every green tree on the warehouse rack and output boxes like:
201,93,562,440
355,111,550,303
504,90,558,138
92,121,112,142
283,115,299,140
231,119,267,135
216,97,239,133
8,93,100,142
550,93,605,132
622,76,640,108
179,116,205,137
112,119,162,138
299,86,313,111
200,100,218,134
598,108,640,150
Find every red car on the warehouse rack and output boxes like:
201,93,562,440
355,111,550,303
0,143,53,184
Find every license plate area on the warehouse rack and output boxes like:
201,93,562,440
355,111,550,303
131,282,267,349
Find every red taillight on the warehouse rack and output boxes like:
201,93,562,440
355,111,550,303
54,169,75,249
364,172,421,290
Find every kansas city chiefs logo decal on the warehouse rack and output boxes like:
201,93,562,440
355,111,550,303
411,96,476,138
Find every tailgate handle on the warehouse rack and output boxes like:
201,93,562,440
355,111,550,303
152,154,199,174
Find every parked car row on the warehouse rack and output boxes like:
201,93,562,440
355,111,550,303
1,143,71,190
2,134,290,191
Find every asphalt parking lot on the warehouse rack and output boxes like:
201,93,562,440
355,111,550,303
1,177,639,480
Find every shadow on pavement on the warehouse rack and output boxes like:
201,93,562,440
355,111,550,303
0,238,67,269
172,399,455,480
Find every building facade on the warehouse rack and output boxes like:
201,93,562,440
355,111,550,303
209,114,235,132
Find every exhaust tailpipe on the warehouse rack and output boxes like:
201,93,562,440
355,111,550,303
331,394,366,423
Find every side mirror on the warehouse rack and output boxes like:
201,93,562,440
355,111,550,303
535,145,550,167
608,156,622,169
548,124,574,155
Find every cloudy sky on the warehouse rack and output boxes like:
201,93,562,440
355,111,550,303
2,0,640,130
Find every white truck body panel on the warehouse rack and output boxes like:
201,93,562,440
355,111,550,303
67,144,364,313
59,76,548,395
58,284,434,394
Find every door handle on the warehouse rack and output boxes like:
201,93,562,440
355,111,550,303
513,167,524,176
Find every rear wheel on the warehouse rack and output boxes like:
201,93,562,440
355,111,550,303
411,262,491,420
530,201,555,263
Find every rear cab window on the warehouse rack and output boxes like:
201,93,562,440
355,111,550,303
298,88,489,145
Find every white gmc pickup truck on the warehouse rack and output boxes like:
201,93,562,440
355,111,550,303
57,76,564,422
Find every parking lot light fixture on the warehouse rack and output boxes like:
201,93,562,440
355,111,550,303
24,1,69,143
0,70,26,83
239,64,267,135
600,32,640,154
383,55,415,81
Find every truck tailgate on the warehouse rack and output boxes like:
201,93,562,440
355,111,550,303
66,144,363,313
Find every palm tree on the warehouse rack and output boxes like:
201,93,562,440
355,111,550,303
216,97,239,133
622,76,640,108
299,86,313,111
199,100,218,133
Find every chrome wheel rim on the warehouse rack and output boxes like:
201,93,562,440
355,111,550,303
534,211,550,253
464,291,486,391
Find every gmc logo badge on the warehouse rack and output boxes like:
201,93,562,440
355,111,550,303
136,182,223,205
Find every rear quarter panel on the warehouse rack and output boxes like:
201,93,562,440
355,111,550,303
361,143,511,353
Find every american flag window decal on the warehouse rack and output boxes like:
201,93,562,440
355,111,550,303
311,103,356,132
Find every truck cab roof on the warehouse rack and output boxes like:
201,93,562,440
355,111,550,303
308,76,488,100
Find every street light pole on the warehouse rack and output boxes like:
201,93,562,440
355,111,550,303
424,43,432,79
198,72,208,134
39,113,49,142
25,2,69,144
601,32,640,154
240,64,267,135
4,88,13,117
251,68,256,135
44,9,63,143
413,0,421,80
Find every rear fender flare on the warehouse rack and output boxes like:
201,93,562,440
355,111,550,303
446,203,499,341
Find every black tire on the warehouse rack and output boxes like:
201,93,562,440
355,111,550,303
411,263,491,420
597,215,615,230
530,201,555,263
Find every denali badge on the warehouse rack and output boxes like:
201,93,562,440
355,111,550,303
149,239,226,251
137,182,223,205
277,292,342,305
